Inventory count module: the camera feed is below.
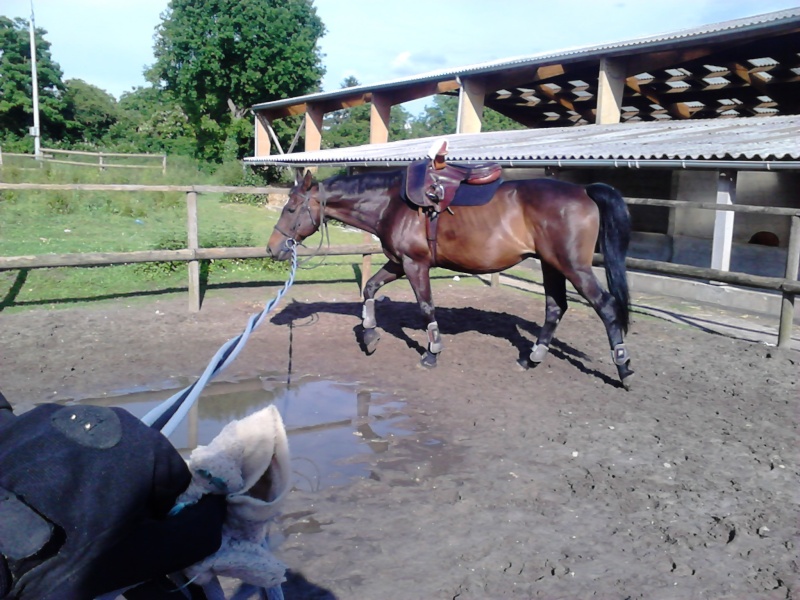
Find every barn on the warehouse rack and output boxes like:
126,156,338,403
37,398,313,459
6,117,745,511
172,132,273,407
246,8,800,327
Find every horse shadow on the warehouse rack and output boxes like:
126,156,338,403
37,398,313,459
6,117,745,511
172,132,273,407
282,569,337,599
271,296,620,387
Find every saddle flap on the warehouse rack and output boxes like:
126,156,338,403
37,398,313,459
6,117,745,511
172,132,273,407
405,160,439,209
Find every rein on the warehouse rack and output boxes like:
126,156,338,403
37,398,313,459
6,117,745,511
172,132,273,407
142,241,298,436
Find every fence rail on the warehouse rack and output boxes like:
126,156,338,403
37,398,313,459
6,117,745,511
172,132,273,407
0,183,796,347
0,148,167,174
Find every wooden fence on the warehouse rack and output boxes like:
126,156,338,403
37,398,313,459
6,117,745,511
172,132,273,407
0,148,166,174
0,182,797,347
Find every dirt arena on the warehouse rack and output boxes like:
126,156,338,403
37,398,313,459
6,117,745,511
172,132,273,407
1,278,797,599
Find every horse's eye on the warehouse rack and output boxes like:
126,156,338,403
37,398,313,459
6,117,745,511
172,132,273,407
286,206,296,214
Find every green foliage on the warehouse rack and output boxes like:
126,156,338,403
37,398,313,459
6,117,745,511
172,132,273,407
106,86,195,156
63,79,120,144
149,0,326,162
0,16,71,146
409,95,458,138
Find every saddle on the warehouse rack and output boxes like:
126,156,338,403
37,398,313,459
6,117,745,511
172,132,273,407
405,140,502,213
405,140,503,264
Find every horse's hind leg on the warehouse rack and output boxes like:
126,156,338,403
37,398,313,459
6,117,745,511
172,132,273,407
525,261,568,367
568,267,634,388
402,258,442,368
360,260,404,354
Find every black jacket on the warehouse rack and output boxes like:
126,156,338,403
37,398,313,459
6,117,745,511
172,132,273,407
0,400,223,600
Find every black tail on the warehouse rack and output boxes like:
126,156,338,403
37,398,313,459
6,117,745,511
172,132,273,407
585,183,631,333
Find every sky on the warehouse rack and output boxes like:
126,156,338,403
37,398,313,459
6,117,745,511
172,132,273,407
3,0,799,114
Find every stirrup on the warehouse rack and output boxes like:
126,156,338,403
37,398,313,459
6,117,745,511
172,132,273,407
611,343,630,366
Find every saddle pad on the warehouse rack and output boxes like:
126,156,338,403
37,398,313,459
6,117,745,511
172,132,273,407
451,177,504,207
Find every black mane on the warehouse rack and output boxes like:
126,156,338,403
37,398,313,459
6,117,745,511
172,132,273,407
323,169,404,196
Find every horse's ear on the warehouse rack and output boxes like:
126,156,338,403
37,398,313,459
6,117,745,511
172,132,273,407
302,170,314,190
294,168,304,186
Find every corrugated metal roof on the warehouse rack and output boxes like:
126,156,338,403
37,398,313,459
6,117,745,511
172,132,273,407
251,8,800,113
245,114,800,169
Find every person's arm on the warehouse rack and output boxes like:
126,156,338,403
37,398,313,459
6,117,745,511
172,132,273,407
82,493,227,598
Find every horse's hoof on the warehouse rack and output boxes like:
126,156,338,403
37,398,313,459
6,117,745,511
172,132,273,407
419,351,438,368
620,373,634,391
360,328,381,355
618,364,635,391
516,357,534,371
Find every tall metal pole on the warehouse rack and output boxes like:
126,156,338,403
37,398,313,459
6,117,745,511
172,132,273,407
29,1,41,159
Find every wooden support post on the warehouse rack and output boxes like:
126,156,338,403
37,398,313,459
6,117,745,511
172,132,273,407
254,113,271,157
778,215,800,348
305,105,323,153
490,272,500,288
161,155,167,175
186,191,200,313
596,58,627,124
99,154,105,172
370,94,391,144
457,77,485,134
711,171,737,273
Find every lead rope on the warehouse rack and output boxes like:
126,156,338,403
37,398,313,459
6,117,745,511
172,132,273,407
142,241,298,436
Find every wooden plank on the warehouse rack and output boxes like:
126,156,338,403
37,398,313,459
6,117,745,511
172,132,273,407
41,147,165,159
0,245,384,270
44,159,162,169
0,183,287,194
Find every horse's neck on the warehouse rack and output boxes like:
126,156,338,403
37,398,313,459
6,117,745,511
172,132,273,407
320,188,391,235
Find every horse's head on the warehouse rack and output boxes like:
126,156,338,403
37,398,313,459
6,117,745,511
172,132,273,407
267,170,322,261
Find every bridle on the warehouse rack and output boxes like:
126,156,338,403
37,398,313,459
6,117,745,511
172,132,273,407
274,183,330,266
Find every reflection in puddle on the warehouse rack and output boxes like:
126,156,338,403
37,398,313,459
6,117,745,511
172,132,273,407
82,377,413,490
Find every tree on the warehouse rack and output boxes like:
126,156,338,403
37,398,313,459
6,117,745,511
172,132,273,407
108,86,195,155
0,16,70,150
149,0,326,162
63,79,120,145
323,76,411,149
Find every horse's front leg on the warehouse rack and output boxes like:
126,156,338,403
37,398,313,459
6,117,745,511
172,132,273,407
359,260,405,355
402,259,442,368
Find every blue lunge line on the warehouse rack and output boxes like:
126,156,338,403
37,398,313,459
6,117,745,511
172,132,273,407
142,242,298,436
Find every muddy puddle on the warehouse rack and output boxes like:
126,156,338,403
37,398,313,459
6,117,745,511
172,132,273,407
81,376,414,490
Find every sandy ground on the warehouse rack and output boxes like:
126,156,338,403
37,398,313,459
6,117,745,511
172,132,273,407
1,278,797,599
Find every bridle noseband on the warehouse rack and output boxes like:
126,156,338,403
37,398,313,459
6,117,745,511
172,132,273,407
274,184,328,254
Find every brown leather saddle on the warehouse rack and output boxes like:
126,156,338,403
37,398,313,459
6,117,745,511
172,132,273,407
405,140,502,213
405,141,503,263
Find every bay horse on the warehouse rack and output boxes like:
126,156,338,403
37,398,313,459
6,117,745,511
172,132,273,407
267,168,634,388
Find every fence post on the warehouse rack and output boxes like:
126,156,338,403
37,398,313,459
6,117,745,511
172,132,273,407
99,154,105,173
162,155,167,176
778,215,800,348
186,191,201,313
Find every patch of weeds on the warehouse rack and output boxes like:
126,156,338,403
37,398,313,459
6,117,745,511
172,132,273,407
135,233,186,278
136,228,288,280
223,169,270,207
47,191,75,214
